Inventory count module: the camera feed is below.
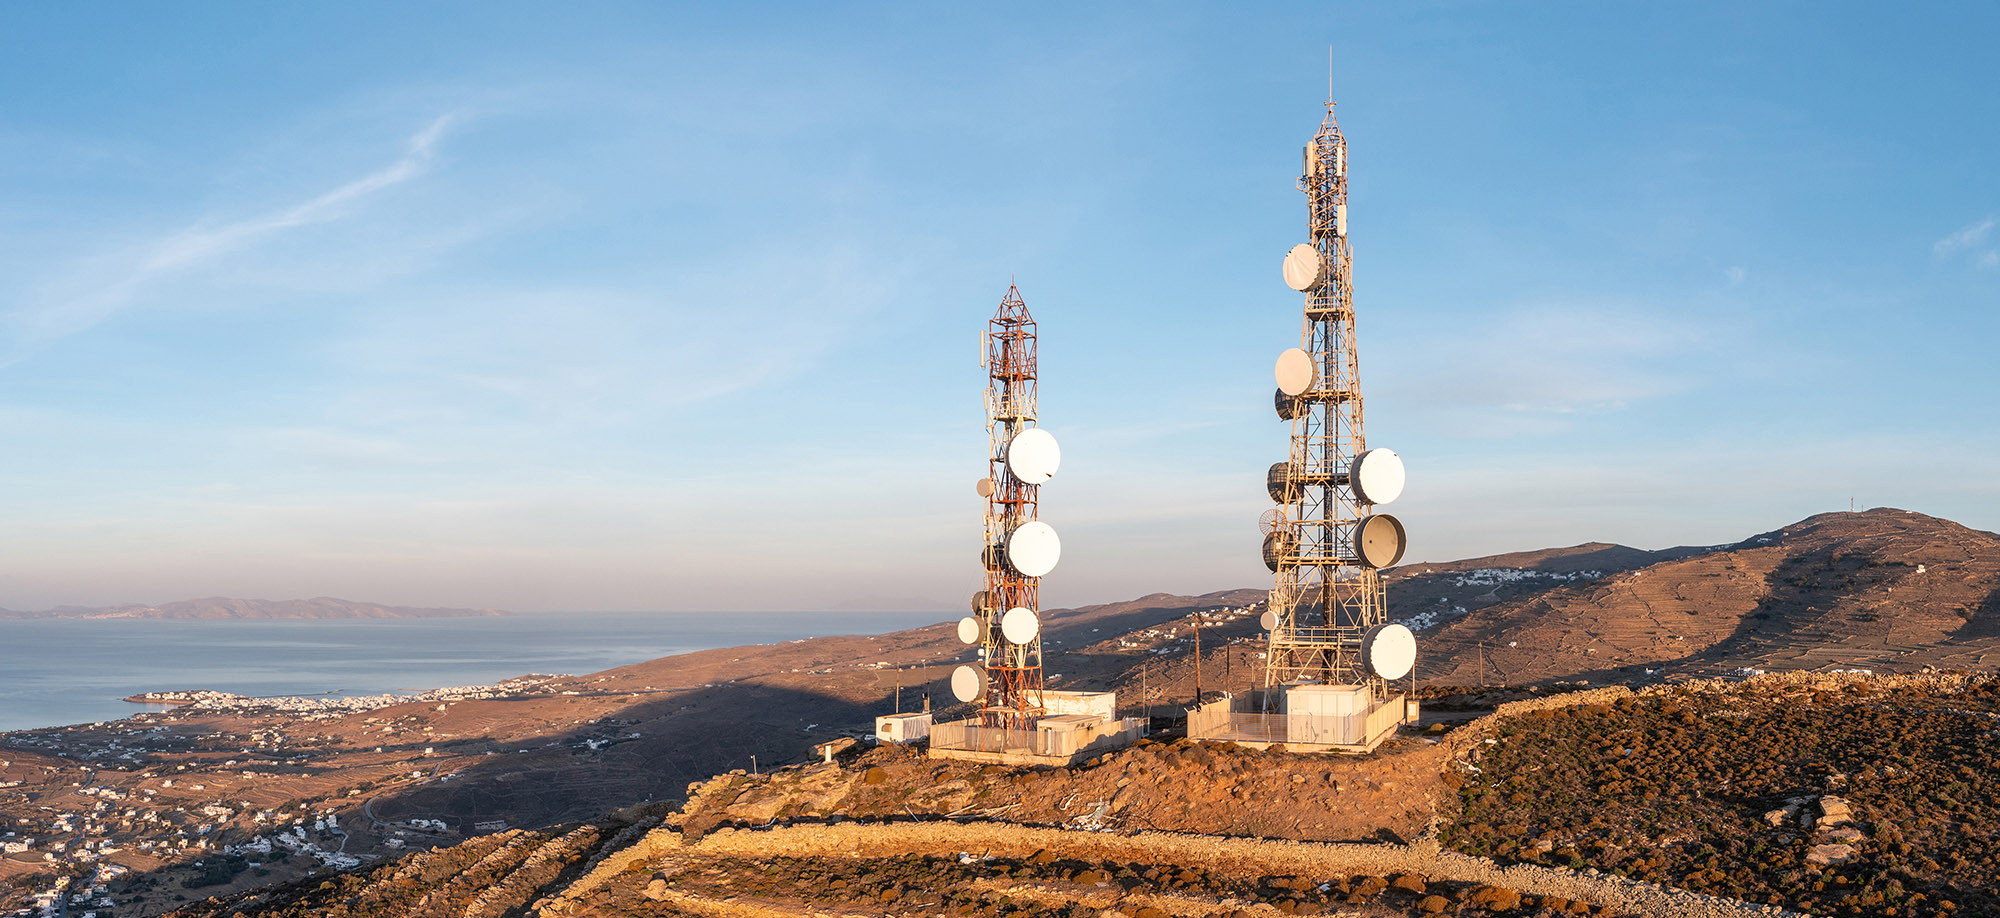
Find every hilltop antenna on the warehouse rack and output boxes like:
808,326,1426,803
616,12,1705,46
1261,84,1415,719
951,283,1061,729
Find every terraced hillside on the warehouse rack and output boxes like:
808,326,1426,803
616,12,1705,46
1385,542,1715,633
1418,509,2000,685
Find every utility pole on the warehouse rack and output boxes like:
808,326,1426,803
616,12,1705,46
1478,642,1486,688
1193,615,1203,705
1141,661,1149,724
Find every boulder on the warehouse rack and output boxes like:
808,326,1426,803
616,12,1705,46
1806,843,1855,866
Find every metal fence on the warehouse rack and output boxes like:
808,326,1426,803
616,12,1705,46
931,717,1146,758
1187,708,1287,744
930,721,1040,755
1188,695,1406,747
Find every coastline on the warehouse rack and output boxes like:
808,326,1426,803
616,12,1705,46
0,609,946,734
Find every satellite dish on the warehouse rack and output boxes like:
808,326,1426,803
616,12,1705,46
1282,244,1324,292
1363,623,1417,680
950,664,986,703
1354,513,1408,569
1257,508,1283,536
1005,428,1061,485
1274,348,1316,397
1266,462,1293,503
1259,610,1279,631
1261,531,1294,573
1349,448,1405,505
956,616,980,645
1005,521,1061,577
1000,607,1040,644
972,590,995,613
976,477,996,498
1274,388,1302,421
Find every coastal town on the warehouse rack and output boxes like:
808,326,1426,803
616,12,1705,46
0,676,600,917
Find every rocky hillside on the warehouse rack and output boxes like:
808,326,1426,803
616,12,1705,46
1417,509,2000,685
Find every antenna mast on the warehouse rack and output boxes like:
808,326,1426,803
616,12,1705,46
968,283,1060,728
1262,88,1411,697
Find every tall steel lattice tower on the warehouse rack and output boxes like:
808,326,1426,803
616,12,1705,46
1260,93,1415,699
956,283,1063,728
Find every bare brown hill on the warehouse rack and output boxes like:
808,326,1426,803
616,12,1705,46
1419,508,2000,685
1384,542,1715,633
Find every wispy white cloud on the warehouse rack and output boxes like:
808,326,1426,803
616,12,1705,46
1934,217,1997,268
143,116,454,273
5,114,460,350
1378,303,1723,436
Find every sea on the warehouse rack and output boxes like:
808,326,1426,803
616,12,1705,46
0,610,945,733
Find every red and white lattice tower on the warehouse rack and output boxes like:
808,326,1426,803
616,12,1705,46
959,283,1062,728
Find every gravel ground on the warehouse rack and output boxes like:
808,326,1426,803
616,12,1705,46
558,821,1800,918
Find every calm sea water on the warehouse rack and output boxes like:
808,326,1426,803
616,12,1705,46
0,610,945,733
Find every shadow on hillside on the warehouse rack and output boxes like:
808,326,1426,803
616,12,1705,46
103,679,900,911
364,683,895,834
1554,540,1930,686
344,595,1252,833
1943,581,2000,644
97,598,1278,911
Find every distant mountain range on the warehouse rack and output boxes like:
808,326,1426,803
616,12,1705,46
0,597,509,620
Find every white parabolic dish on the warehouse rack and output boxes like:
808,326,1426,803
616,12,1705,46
1259,610,1279,631
950,664,985,703
1354,513,1408,569
1000,607,1040,644
1005,428,1061,485
1363,623,1417,680
1350,448,1406,505
1281,243,1324,292
1274,348,1316,397
957,616,980,645
1006,521,1062,577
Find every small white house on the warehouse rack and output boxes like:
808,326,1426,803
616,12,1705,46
875,712,933,743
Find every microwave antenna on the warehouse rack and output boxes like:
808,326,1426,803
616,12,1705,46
953,283,1061,728
1261,92,1415,699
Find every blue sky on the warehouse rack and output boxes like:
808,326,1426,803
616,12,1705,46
1,3,1995,612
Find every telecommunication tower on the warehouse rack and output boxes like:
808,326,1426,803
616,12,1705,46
951,283,1062,728
1259,92,1417,700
